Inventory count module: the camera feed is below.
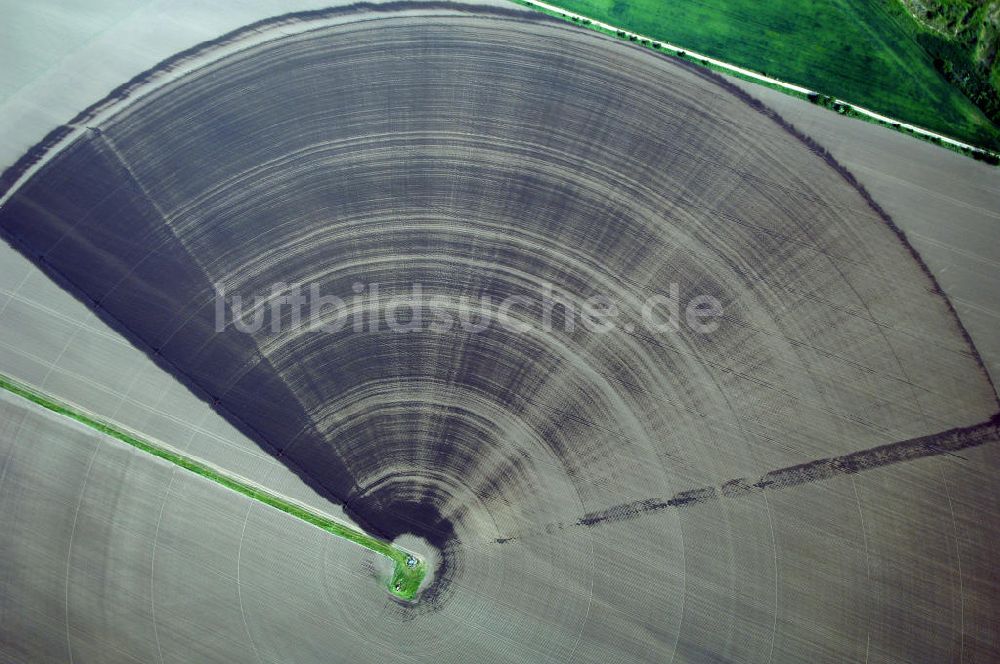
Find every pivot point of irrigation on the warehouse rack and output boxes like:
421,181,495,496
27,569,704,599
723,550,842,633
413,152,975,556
388,553,428,601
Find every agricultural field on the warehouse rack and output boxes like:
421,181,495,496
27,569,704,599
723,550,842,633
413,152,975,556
1,3,999,663
545,0,1000,150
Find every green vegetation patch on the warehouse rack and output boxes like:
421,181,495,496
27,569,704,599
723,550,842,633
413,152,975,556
539,0,1000,150
903,1,1000,134
0,373,427,601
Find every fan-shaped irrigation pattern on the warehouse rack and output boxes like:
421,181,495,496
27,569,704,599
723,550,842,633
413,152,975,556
1,6,998,661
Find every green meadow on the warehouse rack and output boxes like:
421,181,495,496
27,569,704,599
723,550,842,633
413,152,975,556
545,0,1000,150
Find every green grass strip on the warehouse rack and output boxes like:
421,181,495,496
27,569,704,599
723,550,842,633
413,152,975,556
0,372,427,601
